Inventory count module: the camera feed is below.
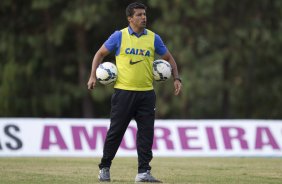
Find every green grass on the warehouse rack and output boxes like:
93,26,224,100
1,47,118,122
0,157,282,184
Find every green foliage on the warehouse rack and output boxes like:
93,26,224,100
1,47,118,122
0,0,281,118
150,0,282,118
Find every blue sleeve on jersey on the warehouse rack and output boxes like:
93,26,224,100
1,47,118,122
154,34,167,56
104,31,122,55
104,31,166,56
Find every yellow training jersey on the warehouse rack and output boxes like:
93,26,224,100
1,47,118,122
114,28,155,91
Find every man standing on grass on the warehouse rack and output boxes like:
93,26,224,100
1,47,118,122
87,2,182,183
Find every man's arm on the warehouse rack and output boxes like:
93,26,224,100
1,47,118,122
161,50,182,96
87,45,110,90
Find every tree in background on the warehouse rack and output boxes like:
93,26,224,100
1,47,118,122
149,0,282,119
0,0,116,117
0,0,281,119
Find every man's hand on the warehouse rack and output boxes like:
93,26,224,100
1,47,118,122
161,51,182,96
87,45,110,90
87,77,96,90
174,80,182,96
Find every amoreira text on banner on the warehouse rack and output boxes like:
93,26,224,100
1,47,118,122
0,118,281,157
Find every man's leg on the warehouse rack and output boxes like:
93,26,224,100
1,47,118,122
135,90,156,173
135,90,161,182
99,89,136,169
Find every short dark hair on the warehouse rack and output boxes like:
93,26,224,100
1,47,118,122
126,2,147,17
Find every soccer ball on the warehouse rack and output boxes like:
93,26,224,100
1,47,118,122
153,59,172,81
96,62,118,85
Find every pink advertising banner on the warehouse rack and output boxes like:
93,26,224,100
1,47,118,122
0,118,281,157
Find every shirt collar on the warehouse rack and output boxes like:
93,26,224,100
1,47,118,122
128,26,147,37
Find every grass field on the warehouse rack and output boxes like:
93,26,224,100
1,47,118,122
0,157,282,184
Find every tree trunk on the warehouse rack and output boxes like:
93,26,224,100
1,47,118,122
222,56,230,118
75,25,94,118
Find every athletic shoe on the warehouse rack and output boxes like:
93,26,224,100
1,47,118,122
98,167,110,182
135,170,162,183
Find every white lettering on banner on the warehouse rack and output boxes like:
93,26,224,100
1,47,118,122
0,119,281,157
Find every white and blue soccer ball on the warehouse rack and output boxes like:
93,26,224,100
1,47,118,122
153,59,172,81
96,62,118,85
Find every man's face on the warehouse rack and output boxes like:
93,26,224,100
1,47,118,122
128,8,147,28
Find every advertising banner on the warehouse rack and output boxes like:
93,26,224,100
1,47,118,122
0,118,281,157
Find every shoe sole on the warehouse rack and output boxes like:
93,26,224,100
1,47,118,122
99,179,110,182
135,180,162,183
98,176,110,182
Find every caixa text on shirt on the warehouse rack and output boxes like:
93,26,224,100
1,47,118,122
125,48,150,56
